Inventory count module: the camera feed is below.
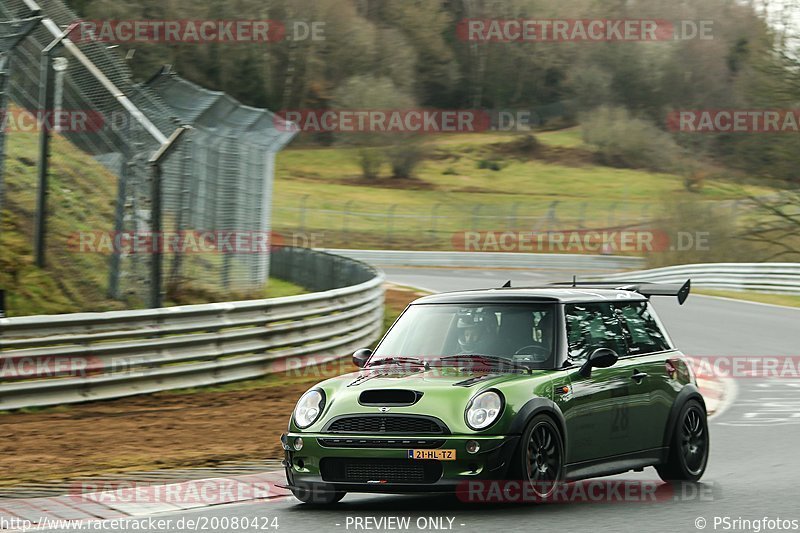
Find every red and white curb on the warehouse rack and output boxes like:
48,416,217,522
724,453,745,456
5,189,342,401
0,472,290,529
697,375,735,418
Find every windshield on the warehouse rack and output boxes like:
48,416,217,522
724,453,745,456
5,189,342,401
371,303,557,369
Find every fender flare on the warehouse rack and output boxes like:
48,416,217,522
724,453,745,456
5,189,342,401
662,383,707,448
508,397,568,443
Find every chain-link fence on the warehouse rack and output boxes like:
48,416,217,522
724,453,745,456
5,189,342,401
146,69,294,292
272,196,661,250
271,194,759,258
0,10,42,224
0,0,293,309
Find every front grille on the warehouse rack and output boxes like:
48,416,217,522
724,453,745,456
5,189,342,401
320,458,442,484
318,438,445,449
325,415,447,435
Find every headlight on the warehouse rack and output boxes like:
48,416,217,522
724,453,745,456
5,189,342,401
465,390,503,430
293,389,325,429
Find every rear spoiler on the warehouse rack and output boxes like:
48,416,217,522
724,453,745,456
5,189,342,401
550,279,691,305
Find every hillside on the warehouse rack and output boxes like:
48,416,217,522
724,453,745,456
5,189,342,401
1,130,122,316
272,130,773,251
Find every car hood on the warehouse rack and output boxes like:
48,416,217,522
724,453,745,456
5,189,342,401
301,366,553,434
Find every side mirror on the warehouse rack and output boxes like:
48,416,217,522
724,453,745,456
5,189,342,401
578,348,619,378
352,348,373,368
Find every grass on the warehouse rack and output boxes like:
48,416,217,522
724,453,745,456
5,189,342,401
1,125,307,316
272,131,774,250
261,278,307,298
696,289,800,308
537,127,586,148
2,122,782,314
1,129,124,316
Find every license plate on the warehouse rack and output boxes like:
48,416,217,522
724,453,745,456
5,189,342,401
407,449,456,461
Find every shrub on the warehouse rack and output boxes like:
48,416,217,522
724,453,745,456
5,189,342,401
386,140,426,179
357,148,383,179
646,200,760,268
506,134,541,156
477,159,502,171
581,106,682,173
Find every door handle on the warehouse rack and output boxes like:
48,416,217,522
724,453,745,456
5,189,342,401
631,371,648,383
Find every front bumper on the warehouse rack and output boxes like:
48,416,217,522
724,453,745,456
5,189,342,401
280,433,519,494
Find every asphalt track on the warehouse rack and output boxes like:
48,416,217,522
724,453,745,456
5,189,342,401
38,267,800,533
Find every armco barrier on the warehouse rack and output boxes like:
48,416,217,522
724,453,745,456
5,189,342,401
320,249,645,271
0,249,384,410
585,262,800,294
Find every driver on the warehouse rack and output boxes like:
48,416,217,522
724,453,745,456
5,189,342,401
456,311,495,354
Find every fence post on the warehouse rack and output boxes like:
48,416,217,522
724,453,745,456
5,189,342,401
299,194,309,234
0,12,41,237
34,51,53,268
0,53,9,223
507,202,519,232
430,203,441,248
34,22,75,268
386,204,397,246
578,202,587,229
148,126,191,308
471,204,482,231
607,202,618,228
545,201,559,230
341,200,353,243
108,159,132,299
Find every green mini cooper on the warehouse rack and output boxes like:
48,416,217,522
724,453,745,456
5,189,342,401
281,281,708,504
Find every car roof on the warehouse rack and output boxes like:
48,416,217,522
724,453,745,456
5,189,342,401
411,287,649,305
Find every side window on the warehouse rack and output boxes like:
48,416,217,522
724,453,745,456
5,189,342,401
615,302,671,355
564,303,626,361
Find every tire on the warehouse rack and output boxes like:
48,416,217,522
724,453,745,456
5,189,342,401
657,399,709,482
508,414,565,501
290,485,346,505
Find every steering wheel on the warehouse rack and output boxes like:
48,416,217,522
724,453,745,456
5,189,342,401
513,344,550,361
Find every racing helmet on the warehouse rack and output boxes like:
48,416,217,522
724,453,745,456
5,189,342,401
456,309,494,352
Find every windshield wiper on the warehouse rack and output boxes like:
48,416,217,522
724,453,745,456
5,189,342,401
434,354,531,373
366,356,430,369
